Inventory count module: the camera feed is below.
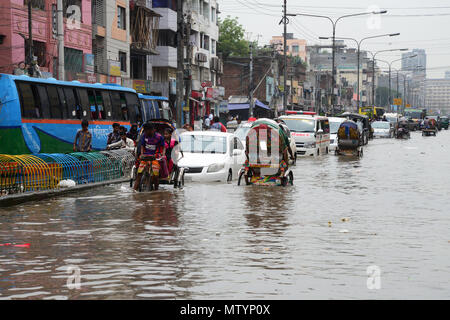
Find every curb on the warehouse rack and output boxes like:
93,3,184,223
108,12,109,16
0,178,129,208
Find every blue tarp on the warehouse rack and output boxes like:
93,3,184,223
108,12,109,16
227,100,270,111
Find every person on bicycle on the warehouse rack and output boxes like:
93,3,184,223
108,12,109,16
133,123,166,191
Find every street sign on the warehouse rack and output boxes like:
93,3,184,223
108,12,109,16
406,104,411,108
394,98,402,106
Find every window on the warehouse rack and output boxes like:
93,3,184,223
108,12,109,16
87,89,98,119
211,7,216,22
24,0,45,10
65,47,83,73
119,93,128,121
125,92,141,123
76,88,91,119
292,45,299,53
211,39,216,54
117,6,126,30
47,85,62,119
57,87,68,119
119,51,127,72
64,87,81,119
101,91,113,119
36,85,51,119
17,82,41,119
95,90,105,119
110,91,122,120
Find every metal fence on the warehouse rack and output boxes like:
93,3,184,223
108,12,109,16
0,150,135,196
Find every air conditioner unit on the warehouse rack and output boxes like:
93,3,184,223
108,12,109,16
196,53,208,63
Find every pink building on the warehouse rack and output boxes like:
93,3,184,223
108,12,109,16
0,0,92,79
270,35,307,63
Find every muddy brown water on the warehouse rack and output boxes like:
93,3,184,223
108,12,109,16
0,131,449,299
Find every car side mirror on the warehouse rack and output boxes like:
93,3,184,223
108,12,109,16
317,129,324,134
233,149,242,156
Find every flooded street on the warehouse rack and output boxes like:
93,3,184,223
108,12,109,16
0,131,449,300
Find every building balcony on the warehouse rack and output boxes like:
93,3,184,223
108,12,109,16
149,46,177,68
152,8,177,32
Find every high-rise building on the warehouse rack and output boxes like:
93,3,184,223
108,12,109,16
402,49,426,76
445,71,450,79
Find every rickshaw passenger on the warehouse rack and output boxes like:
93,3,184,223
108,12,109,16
164,128,178,174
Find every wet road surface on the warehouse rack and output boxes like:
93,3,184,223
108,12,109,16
0,131,449,299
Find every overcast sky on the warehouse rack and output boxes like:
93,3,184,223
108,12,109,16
219,0,450,78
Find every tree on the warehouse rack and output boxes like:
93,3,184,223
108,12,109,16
217,16,249,59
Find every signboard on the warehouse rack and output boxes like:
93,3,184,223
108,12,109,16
108,60,121,77
133,80,151,93
406,104,411,108
84,54,95,73
201,81,212,88
393,98,402,106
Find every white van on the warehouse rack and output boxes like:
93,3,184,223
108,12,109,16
328,117,346,151
279,115,331,156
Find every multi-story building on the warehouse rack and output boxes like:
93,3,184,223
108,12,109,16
0,0,92,79
402,49,426,78
424,79,450,115
270,34,307,62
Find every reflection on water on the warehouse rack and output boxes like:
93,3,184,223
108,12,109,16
0,131,449,299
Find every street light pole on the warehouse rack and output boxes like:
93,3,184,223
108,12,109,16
288,10,386,113
319,33,400,111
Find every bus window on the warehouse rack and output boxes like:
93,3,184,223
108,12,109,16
322,120,330,134
94,90,106,120
101,91,113,119
110,91,122,120
76,88,91,119
17,82,41,119
36,85,51,119
64,87,81,119
87,89,98,120
57,87,68,119
47,85,62,119
125,92,140,123
120,93,128,121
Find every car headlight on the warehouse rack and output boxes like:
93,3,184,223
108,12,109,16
207,163,225,173
304,142,316,148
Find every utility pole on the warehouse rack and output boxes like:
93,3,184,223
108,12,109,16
184,13,192,126
57,0,65,80
272,49,279,118
176,0,185,128
27,0,33,76
283,0,287,113
249,43,254,117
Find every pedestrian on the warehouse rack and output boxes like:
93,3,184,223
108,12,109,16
211,116,227,132
13,62,28,76
204,115,211,129
107,129,135,151
127,123,139,142
73,119,92,152
107,123,121,145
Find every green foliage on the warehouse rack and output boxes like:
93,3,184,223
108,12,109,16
218,16,249,59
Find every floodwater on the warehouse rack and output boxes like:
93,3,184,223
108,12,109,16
0,131,449,300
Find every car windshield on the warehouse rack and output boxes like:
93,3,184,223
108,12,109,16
282,119,315,133
372,122,390,129
234,127,251,142
329,121,343,134
405,111,422,119
386,117,398,123
180,135,227,154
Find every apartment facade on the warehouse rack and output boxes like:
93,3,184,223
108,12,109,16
270,34,307,62
0,0,92,79
424,79,450,115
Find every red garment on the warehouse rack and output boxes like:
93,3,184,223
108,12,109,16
219,122,227,132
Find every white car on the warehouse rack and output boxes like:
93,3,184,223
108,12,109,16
328,117,346,151
372,121,394,138
178,131,246,183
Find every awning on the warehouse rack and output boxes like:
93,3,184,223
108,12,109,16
227,100,271,111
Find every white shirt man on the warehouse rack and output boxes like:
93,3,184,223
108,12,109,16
107,135,135,151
